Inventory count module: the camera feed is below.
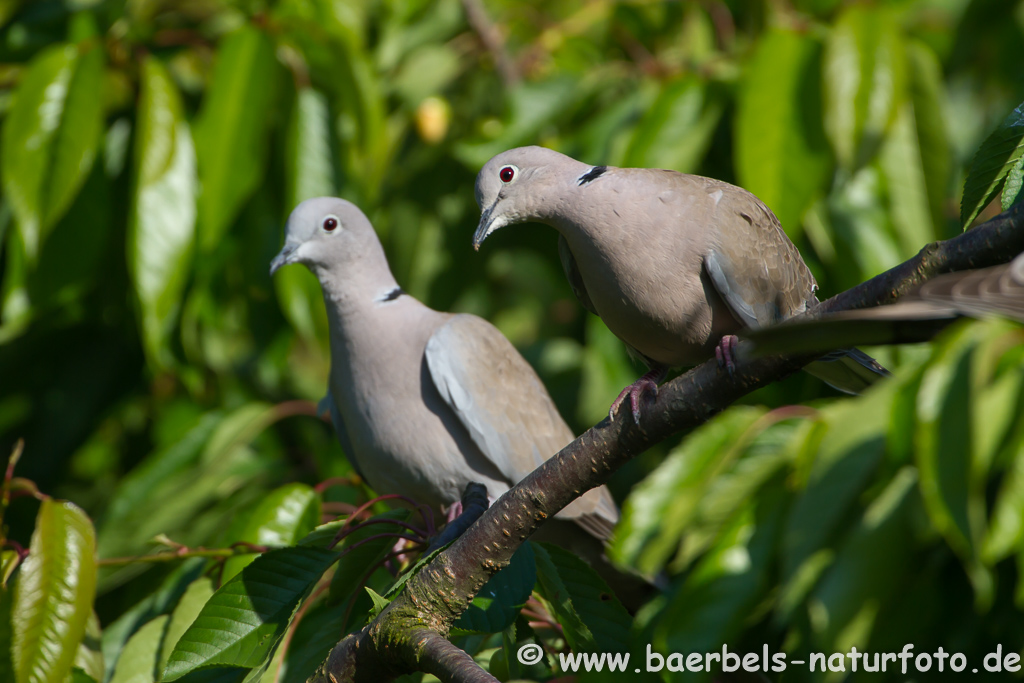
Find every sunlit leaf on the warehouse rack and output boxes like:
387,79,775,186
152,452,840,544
285,87,335,213
652,493,785,657
611,406,767,575
1003,154,1024,211
160,578,216,671
127,56,197,369
194,26,279,249
623,77,723,174
906,41,952,230
12,500,98,683
983,441,1024,564
783,380,898,582
673,421,801,570
0,580,14,682
365,587,389,619
827,166,904,285
823,5,906,170
108,616,167,683
736,28,831,237
162,547,338,681
99,559,206,683
72,612,103,683
879,102,936,257
916,322,992,605
961,100,1024,227
221,484,321,581
276,86,334,344
1,43,104,263
806,468,918,651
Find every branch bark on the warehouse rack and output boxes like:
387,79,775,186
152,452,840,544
308,202,1024,683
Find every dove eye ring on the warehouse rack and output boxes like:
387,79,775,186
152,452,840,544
322,215,339,232
499,165,517,183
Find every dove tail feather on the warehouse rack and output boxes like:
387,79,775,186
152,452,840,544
805,348,891,394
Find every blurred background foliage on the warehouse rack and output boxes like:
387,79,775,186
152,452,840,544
0,0,1023,681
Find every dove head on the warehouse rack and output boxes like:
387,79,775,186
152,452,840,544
270,197,382,278
472,146,584,250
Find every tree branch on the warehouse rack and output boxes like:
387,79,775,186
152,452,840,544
308,203,1024,683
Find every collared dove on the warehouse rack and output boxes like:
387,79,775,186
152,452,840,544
745,251,1024,355
270,197,620,565
472,146,889,422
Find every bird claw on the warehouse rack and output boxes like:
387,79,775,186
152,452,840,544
609,371,664,425
445,501,464,524
716,335,739,377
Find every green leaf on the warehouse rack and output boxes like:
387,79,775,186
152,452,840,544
12,499,98,683
879,101,936,258
652,491,785,657
672,421,800,571
806,468,919,651
454,542,536,634
1002,154,1024,211
827,166,905,285
623,77,723,174
783,381,897,582
222,484,321,582
1,43,104,263
822,5,907,170
916,323,992,605
0,580,14,682
108,616,167,683
68,669,97,683
906,41,952,230
127,56,197,369
162,547,338,681
735,28,831,236
533,543,630,655
454,78,583,170
960,100,1024,227
982,440,1024,564
160,578,216,671
611,406,767,575
99,559,206,683
285,87,335,214
365,587,389,619
72,613,103,683
194,26,278,249
277,87,335,343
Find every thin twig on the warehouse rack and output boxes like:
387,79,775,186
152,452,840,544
461,0,520,86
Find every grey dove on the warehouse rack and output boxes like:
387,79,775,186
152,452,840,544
472,146,889,422
269,197,622,572
745,251,1024,356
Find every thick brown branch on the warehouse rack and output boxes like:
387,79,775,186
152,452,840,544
413,630,499,683
309,203,1024,683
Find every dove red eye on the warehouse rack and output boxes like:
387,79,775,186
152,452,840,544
322,216,338,231
499,166,516,183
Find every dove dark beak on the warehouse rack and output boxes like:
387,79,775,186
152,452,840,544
270,242,300,276
472,201,505,251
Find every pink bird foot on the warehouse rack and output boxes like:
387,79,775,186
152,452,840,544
609,366,668,425
716,334,740,376
445,500,464,524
